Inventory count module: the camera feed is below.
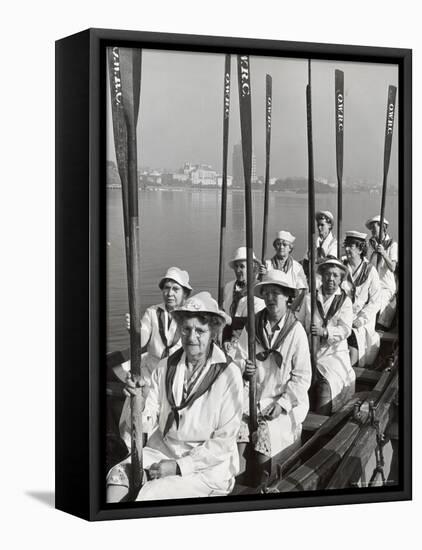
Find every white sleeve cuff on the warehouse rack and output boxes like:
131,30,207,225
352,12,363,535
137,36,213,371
277,395,292,413
177,454,195,476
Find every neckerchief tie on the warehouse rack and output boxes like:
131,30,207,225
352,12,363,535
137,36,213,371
230,282,247,317
345,260,371,302
316,290,347,327
271,254,293,273
157,308,180,359
163,344,228,437
252,309,298,368
317,246,326,260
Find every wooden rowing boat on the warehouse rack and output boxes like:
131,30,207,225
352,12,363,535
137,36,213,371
105,328,399,493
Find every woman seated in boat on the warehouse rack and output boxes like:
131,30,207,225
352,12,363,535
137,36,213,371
366,215,398,329
302,210,338,283
260,230,308,291
315,210,338,261
310,258,355,415
342,231,381,368
234,270,312,471
222,246,265,355
107,292,243,502
124,267,192,384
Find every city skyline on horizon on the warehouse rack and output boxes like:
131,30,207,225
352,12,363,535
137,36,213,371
107,50,399,190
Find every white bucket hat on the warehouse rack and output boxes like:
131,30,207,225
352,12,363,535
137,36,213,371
317,257,347,274
173,291,231,325
272,230,295,247
158,267,192,293
365,215,390,230
315,210,334,223
228,246,259,269
253,270,296,298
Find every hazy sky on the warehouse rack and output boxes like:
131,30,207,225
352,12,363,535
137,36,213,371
107,49,398,187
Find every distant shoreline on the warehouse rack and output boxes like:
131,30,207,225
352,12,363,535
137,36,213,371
106,185,397,196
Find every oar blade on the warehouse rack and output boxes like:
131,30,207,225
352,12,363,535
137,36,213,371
335,69,344,182
119,48,142,130
383,85,397,178
218,54,231,308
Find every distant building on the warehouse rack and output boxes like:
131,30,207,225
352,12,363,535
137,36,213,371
172,173,191,184
216,175,233,188
191,166,217,186
183,162,195,176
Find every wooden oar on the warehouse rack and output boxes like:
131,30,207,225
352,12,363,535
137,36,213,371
306,60,317,373
218,55,231,308
261,74,272,264
110,47,143,497
335,70,344,257
108,48,131,280
377,85,397,268
237,55,257,435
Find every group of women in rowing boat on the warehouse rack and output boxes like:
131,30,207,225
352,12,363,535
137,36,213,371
106,211,398,503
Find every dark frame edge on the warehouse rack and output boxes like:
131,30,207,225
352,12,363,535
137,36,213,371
56,28,412,522
399,48,412,502
55,29,92,521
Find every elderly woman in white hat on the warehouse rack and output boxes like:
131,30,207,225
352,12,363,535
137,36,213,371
223,246,265,318
124,267,192,383
260,230,308,291
342,231,381,368
108,292,243,502
366,215,398,329
316,210,338,260
222,247,265,354
301,211,338,287
310,258,355,415
234,270,312,471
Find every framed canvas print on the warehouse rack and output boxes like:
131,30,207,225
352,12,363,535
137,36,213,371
55,28,412,521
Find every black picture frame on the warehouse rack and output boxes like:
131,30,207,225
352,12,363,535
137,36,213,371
55,28,412,521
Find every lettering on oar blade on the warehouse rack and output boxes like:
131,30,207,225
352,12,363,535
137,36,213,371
224,72,230,119
110,47,122,105
239,56,250,97
336,92,344,132
267,96,272,131
387,102,395,135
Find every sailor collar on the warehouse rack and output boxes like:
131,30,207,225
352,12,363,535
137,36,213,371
317,286,341,306
180,341,227,369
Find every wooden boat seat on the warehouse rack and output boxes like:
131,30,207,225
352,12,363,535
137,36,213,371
377,330,397,343
354,367,382,385
302,412,329,433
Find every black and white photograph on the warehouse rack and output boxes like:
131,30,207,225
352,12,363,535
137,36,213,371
104,44,404,505
4,0,421,544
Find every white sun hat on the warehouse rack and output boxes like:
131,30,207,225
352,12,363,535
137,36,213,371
365,215,390,230
158,267,192,293
253,269,296,297
272,230,296,247
173,291,231,325
228,246,259,269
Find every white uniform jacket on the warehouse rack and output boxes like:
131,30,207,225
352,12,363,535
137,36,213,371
367,236,398,327
342,259,381,367
140,303,182,380
265,257,308,290
119,343,243,498
234,311,312,457
316,232,338,260
223,280,265,318
312,289,355,412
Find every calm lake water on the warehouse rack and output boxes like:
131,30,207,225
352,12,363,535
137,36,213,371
107,188,398,352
